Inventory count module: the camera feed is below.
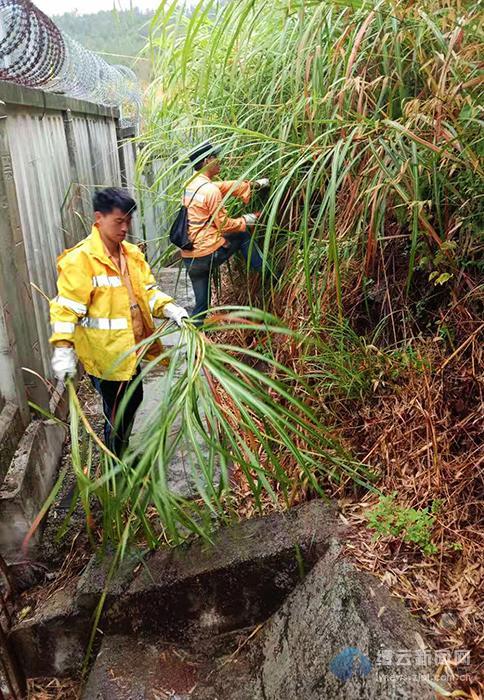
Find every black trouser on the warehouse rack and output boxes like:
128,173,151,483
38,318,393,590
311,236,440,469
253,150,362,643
183,230,264,326
89,371,143,456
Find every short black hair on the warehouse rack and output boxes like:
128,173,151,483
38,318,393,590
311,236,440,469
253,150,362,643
92,187,137,215
189,142,221,171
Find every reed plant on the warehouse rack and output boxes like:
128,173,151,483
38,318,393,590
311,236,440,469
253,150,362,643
41,0,483,556
140,0,482,341
53,313,371,556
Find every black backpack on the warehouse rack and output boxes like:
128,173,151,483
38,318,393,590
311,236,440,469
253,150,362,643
169,183,209,251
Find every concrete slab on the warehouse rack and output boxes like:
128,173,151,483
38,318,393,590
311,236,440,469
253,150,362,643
11,501,342,678
83,626,260,700
0,419,66,557
193,543,438,700
81,635,211,700
157,266,195,313
9,582,90,679
106,500,342,642
0,400,24,484
76,549,141,613
81,507,440,700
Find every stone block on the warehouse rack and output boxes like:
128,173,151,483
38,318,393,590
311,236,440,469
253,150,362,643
106,500,341,642
82,635,207,700
0,419,66,557
76,549,141,613
0,400,23,484
9,583,89,678
194,543,440,700
11,500,341,678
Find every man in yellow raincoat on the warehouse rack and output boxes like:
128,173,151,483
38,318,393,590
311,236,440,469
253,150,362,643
181,142,270,324
50,187,188,455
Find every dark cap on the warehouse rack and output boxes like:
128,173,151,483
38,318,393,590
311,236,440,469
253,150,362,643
189,141,221,169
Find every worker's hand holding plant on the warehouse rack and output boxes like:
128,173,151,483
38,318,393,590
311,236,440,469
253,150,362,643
243,212,261,228
244,179,268,228
163,302,190,327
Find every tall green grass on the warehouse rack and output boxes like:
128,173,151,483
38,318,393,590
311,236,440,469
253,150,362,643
140,0,482,340
36,0,483,559
57,313,371,555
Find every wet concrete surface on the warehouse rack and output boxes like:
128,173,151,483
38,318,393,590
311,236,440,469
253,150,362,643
82,634,215,700
82,536,437,700
11,501,341,679
129,265,213,497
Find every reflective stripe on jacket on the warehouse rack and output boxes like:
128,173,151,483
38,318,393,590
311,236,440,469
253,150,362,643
49,225,173,380
181,174,252,258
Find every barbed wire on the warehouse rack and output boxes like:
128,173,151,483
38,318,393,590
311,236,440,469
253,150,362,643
0,0,140,126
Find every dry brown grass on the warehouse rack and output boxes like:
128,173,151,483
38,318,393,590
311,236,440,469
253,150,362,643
340,340,483,692
211,263,483,695
27,678,80,700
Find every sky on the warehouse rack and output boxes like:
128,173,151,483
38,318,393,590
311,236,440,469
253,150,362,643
35,0,159,16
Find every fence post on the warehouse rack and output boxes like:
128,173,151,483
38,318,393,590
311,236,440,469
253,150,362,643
62,108,89,247
116,123,141,245
0,101,50,412
115,119,128,189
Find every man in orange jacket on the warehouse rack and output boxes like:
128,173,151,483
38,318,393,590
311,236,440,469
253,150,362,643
181,142,270,324
50,187,188,455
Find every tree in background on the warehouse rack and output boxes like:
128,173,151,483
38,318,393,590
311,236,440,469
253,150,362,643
54,8,153,81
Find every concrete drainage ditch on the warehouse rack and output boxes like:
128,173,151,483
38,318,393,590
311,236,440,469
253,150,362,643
9,501,437,699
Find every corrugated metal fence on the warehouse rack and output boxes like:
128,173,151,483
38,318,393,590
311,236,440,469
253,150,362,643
0,81,147,423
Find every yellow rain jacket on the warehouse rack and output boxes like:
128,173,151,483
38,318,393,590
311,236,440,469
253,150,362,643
49,226,173,380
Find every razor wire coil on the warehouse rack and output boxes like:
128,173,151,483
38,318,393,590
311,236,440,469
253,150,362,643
0,0,140,126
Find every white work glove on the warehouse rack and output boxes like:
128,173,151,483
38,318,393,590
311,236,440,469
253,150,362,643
243,212,260,227
163,302,189,328
254,178,270,190
52,346,77,382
